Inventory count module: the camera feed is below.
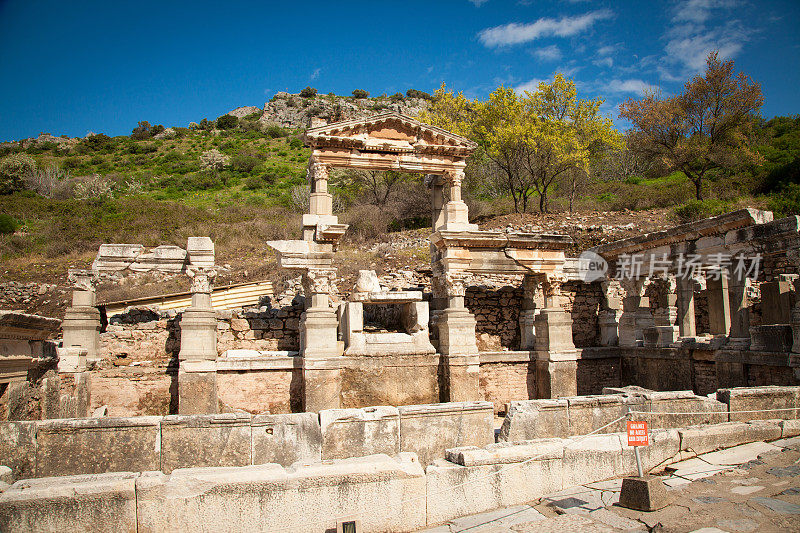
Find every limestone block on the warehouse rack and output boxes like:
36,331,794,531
0,472,138,533
618,475,671,511
749,324,793,352
744,419,783,442
160,413,251,474
178,370,218,415
354,270,382,293
425,451,563,525
251,413,322,467
717,385,800,422
320,406,400,460
35,416,161,477
618,428,680,475
398,401,493,466
129,245,187,272
437,308,479,357
562,433,623,488
402,301,428,334
57,346,87,373
135,454,426,533
534,308,575,352
498,399,569,442
92,243,144,271
446,438,564,467
186,236,215,268
0,421,36,480
678,422,753,455
566,394,639,435
643,390,728,428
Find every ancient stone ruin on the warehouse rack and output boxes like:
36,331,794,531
2,112,800,531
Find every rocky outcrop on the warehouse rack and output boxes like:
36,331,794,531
225,106,261,119
258,93,430,129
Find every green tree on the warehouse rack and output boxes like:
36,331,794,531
421,78,620,214
131,121,151,140
0,153,37,194
619,52,763,200
352,89,369,99
216,114,239,130
300,86,318,98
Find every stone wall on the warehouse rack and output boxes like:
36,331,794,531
479,359,534,413
466,285,523,350
0,401,493,479
576,356,621,395
4,417,795,532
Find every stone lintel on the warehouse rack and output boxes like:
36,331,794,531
0,311,61,340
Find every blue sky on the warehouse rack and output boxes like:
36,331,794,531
0,0,798,140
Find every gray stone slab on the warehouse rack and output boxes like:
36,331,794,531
449,505,545,532
730,485,764,495
716,519,758,532
160,413,252,474
0,421,36,480
36,417,160,477
510,514,615,532
750,496,800,515
766,465,800,477
251,412,321,467
587,508,646,531
692,496,727,504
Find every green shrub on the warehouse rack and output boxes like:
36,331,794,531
768,183,800,217
352,89,369,99
300,86,318,98
265,125,289,138
0,213,19,234
674,199,732,224
230,154,260,174
216,114,239,130
0,153,36,194
288,137,303,149
406,89,432,100
150,124,165,136
131,121,151,140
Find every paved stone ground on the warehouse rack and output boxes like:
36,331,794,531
417,437,800,532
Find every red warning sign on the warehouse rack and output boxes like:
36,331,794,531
627,421,649,446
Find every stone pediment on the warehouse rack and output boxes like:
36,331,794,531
304,112,477,157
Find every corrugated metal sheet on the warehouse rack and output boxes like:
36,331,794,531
102,280,274,316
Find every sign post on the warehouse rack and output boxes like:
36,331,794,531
627,420,649,477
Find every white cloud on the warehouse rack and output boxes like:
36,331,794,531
478,9,613,47
593,57,614,68
310,68,321,81
516,77,548,93
469,0,490,6
660,0,749,79
597,44,620,56
602,79,650,95
533,45,563,62
673,0,739,23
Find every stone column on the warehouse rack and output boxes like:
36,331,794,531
178,267,218,414
519,274,540,350
707,270,731,336
727,261,751,349
619,278,646,347
534,277,578,398
303,160,337,242
440,169,477,231
677,275,697,338
426,174,447,232
436,270,480,402
647,275,680,347
300,267,342,412
598,280,622,346
62,269,101,364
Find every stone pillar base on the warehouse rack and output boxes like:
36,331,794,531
535,356,578,398
599,310,621,346
437,308,479,356
618,314,638,347
303,357,341,412
178,307,217,361
178,365,218,415
300,308,340,358
443,354,480,402
643,326,680,347
519,310,538,350
62,306,101,362
534,308,575,352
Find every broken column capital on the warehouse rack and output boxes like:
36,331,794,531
443,271,467,298
67,269,98,292
307,159,329,183
186,267,216,294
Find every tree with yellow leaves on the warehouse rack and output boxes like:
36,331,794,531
421,77,620,214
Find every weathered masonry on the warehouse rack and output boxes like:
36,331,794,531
2,113,800,422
